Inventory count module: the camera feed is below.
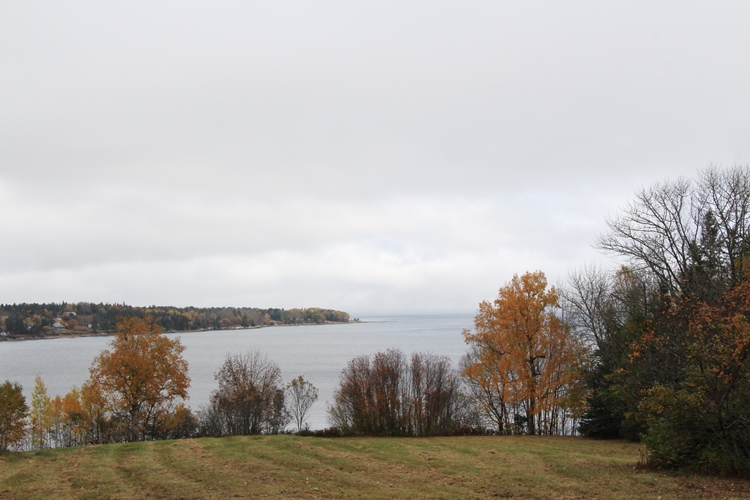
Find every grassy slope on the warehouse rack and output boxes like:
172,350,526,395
1,435,748,499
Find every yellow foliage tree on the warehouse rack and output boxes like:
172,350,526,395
463,271,582,435
29,375,54,449
47,381,106,447
57,388,84,447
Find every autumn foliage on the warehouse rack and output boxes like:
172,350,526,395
199,351,289,436
0,381,28,451
4,321,324,449
463,271,583,435
90,316,190,441
633,281,750,474
328,349,466,436
566,166,750,475
7,317,193,448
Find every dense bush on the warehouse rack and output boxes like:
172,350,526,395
198,351,290,436
636,284,750,475
327,349,467,436
567,166,750,475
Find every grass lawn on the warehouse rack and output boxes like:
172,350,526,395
1,435,749,499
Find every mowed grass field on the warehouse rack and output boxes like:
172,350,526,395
1,435,749,499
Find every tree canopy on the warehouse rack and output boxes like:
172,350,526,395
89,316,190,441
199,351,289,436
0,381,28,451
569,165,750,474
463,271,582,435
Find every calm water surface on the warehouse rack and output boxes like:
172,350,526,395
0,314,474,429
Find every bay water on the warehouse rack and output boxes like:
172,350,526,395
0,314,474,430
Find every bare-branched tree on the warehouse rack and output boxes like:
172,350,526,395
201,350,289,436
286,376,318,432
328,349,463,436
597,165,750,299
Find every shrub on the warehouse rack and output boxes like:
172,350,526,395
328,349,464,436
200,350,290,436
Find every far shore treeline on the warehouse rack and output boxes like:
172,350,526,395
0,303,351,337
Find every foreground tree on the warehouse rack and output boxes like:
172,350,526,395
328,349,463,436
200,350,289,436
48,380,110,447
460,345,512,433
572,165,750,474
463,271,583,435
29,376,54,449
597,165,750,300
286,376,318,432
563,265,653,439
409,352,462,436
89,316,190,441
0,381,28,451
636,280,750,474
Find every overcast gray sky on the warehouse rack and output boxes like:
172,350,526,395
1,1,749,315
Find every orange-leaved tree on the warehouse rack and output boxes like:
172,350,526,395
47,380,110,447
89,316,190,441
0,380,28,451
463,271,583,435
634,279,750,474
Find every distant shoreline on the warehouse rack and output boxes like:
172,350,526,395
0,320,359,342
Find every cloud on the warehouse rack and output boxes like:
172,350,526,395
0,178,607,312
1,1,749,313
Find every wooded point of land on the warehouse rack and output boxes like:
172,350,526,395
0,303,350,337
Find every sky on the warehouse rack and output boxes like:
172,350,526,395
1,1,749,316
